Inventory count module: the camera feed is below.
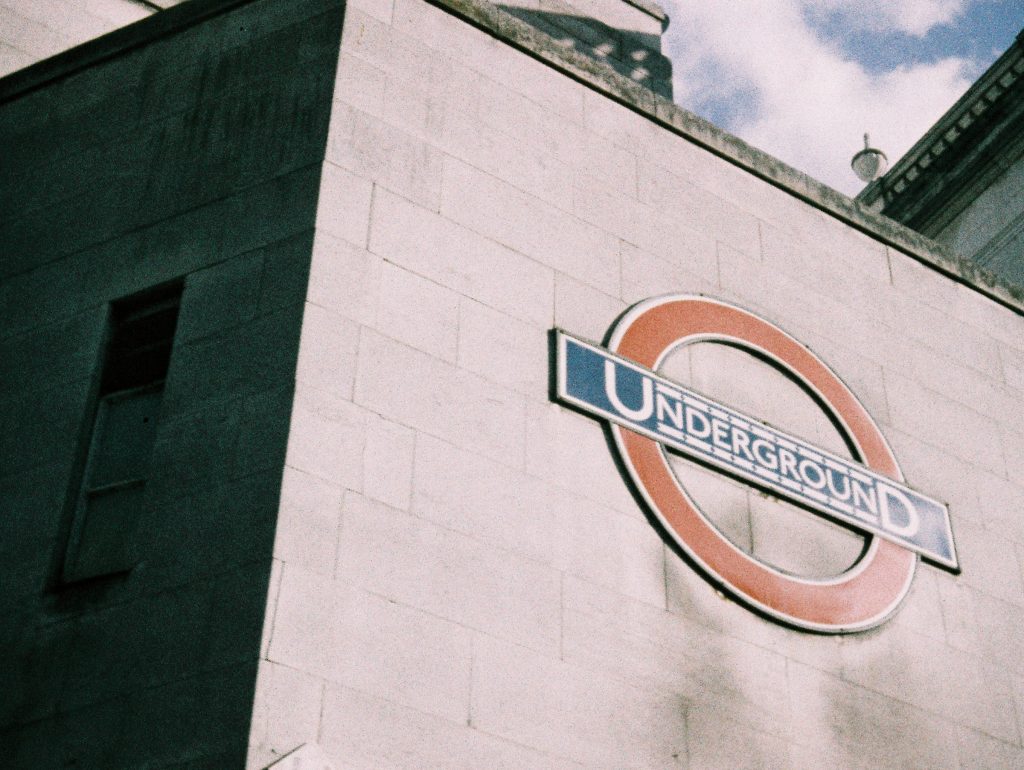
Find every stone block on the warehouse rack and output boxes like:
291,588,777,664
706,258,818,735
267,564,473,722
884,566,945,641
477,86,631,192
285,382,366,490
318,682,582,769
336,492,562,653
354,329,526,465
524,399,647,517
553,273,626,343
470,634,687,767
952,282,1024,355
1000,425,1024,488
149,395,242,488
206,167,324,266
59,588,213,712
140,470,280,588
0,43,33,78
411,433,665,606
717,243,888,362
760,220,891,291
254,231,317,315
440,157,620,295
341,9,456,100
562,575,792,741
380,73,448,142
0,304,105,399
274,466,345,575
260,558,284,661
0,620,75,726
248,660,325,764
163,303,305,416
361,413,415,510
333,52,388,116
889,248,959,312
0,8,75,61
369,187,554,327
957,726,1024,770
953,518,1024,606
119,663,256,768
439,109,573,207
937,581,1024,675
1000,342,1024,393
177,253,264,343
685,710,791,770
457,298,548,399
232,385,295,479
883,371,1005,475
326,104,444,210
307,229,381,327
201,560,278,671
619,240,718,305
4,713,63,770
294,303,361,398
839,623,1020,742
636,159,761,258
787,661,960,770
904,312,1004,387
315,162,375,248
466,27,587,126
348,0,394,25
377,262,459,361
581,88,665,160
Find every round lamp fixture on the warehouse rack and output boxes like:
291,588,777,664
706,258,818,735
851,133,888,183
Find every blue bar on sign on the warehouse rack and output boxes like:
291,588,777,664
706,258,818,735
554,331,958,572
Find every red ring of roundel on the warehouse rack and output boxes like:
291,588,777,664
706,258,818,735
607,295,917,633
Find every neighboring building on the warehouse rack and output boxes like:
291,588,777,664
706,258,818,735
858,30,1024,286
3,1,1024,768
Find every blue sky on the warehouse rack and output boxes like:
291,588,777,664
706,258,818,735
662,0,1023,194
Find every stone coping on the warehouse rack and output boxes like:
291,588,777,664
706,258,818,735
621,0,668,27
1,0,1022,315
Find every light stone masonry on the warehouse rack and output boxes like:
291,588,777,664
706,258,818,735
5,0,1024,766
336,491,563,653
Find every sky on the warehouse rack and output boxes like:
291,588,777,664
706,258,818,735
661,0,1024,195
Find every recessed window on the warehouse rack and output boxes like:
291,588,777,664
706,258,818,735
61,284,181,583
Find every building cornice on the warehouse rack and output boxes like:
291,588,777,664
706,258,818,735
858,31,1024,237
2,0,1022,315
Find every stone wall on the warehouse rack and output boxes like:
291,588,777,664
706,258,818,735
936,154,1024,286
0,1,343,766
4,0,1024,767
252,0,1024,767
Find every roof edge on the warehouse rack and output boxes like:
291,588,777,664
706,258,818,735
859,31,1024,211
431,0,1024,314
621,0,668,25
0,0,1021,315
0,0,257,105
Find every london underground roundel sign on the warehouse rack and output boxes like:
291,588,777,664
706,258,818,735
553,295,958,633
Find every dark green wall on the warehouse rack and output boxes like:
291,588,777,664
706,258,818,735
0,1,344,766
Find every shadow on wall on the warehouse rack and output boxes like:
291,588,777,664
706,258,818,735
0,0,347,766
496,6,673,99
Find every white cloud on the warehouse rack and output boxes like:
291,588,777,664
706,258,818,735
805,0,968,37
664,0,974,195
